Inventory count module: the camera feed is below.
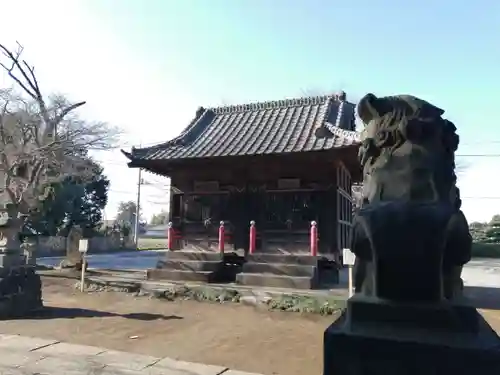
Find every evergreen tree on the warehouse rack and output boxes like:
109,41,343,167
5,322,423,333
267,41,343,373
484,215,500,244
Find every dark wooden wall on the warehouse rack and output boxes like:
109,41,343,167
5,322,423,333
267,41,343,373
169,153,339,193
160,150,355,257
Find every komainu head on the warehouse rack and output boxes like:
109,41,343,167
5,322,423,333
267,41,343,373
357,93,460,205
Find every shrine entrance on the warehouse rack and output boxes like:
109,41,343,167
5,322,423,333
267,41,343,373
228,190,265,253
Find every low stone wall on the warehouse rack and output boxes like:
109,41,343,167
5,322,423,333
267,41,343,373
36,236,66,255
35,236,135,257
76,275,346,315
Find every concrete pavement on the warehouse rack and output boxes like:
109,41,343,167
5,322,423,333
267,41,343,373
0,334,262,375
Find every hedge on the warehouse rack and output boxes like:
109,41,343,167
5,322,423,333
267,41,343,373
471,243,500,258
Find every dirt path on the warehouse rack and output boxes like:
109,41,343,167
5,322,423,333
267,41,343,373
0,277,335,375
0,276,499,375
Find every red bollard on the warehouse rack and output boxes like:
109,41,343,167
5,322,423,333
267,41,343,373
249,220,256,255
310,221,318,256
167,222,174,250
218,221,225,254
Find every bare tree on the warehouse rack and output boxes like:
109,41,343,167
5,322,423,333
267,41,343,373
0,42,119,234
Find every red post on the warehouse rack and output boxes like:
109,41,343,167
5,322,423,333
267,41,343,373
310,221,318,256
167,222,174,250
249,220,256,255
218,221,225,254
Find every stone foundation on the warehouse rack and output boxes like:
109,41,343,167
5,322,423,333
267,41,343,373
147,251,227,283
236,254,321,289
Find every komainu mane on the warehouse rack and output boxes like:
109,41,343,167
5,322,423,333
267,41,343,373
353,93,472,301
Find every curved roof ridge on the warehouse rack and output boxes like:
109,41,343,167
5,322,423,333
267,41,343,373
209,94,347,115
324,121,362,143
138,107,213,152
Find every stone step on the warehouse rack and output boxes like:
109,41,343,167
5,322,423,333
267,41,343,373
146,269,214,283
236,272,318,289
246,253,319,266
156,260,223,272
242,262,317,277
166,251,223,262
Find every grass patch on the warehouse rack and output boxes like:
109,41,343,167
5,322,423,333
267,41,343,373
136,237,168,250
472,243,500,258
267,294,343,314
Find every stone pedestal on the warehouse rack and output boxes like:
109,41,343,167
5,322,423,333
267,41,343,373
0,207,43,317
0,252,43,318
0,251,25,268
323,295,500,374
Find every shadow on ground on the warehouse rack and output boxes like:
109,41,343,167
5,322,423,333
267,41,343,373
22,307,183,321
464,286,500,310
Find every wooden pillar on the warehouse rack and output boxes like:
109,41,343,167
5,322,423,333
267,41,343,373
249,221,256,254
310,221,318,256
218,221,225,254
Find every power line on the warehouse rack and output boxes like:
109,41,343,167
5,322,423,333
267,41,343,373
462,197,500,200
108,188,169,196
456,154,500,157
89,149,500,171
133,167,142,243
120,140,167,148
461,140,500,145
109,188,500,201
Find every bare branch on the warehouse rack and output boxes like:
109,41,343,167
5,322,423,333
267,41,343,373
0,88,120,210
0,42,90,147
0,43,38,100
0,41,122,215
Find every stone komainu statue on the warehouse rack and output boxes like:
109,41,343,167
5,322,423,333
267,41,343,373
353,93,472,301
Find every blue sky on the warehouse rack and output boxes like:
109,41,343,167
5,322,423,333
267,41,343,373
0,0,499,222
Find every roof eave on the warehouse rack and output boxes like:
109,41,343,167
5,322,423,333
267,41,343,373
120,149,133,160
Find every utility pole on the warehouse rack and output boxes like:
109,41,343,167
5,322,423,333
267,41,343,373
133,167,142,245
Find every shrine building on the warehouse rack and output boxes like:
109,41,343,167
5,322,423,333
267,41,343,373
122,92,362,289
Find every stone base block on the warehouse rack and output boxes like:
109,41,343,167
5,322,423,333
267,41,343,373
0,266,43,318
157,259,223,272
59,258,88,271
0,252,25,269
147,269,215,283
236,273,318,289
166,251,223,262
242,262,316,277
236,253,320,289
323,295,500,374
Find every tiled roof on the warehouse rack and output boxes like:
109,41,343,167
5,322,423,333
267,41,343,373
123,94,360,162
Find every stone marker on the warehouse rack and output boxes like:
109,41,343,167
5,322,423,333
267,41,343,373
323,94,500,374
60,225,86,271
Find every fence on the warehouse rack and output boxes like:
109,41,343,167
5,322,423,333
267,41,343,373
35,236,135,257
